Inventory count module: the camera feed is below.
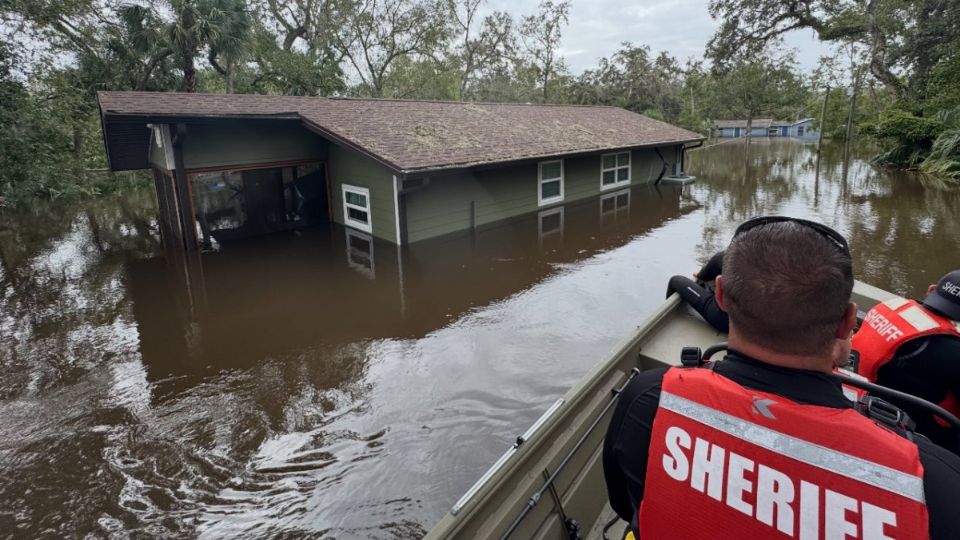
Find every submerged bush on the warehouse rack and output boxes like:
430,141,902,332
870,110,943,144
869,107,960,178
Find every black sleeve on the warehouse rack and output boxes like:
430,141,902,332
924,336,960,399
667,276,729,333
880,336,960,451
696,250,724,282
603,367,667,522
917,438,960,540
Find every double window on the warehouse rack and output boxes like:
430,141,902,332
538,160,564,207
343,184,372,233
601,152,631,190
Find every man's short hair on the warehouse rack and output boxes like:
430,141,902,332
722,221,854,356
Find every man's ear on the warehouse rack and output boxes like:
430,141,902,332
836,302,858,339
715,275,727,311
928,283,937,294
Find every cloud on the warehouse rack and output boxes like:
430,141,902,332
485,0,833,74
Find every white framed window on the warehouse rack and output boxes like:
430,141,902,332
538,160,564,207
342,184,372,233
600,152,631,190
797,126,805,136
600,188,630,222
345,228,375,279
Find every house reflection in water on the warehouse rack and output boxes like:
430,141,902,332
126,184,697,394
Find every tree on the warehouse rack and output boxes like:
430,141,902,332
329,0,451,97
519,0,569,102
205,0,253,93
712,53,809,144
448,0,514,100
706,0,960,105
249,0,347,94
569,44,685,122
159,0,252,93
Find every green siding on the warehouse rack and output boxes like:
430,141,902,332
404,145,682,243
182,120,327,170
329,144,397,243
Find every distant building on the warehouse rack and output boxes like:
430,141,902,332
98,92,704,251
714,118,817,138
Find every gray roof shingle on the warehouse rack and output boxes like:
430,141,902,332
98,91,704,173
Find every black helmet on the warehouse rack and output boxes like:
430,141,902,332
922,270,960,322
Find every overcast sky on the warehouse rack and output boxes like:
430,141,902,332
487,0,835,75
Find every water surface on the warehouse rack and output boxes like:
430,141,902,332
0,140,957,538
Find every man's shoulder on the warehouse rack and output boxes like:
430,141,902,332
916,437,960,499
620,367,669,404
896,333,960,364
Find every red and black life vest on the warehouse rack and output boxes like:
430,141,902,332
636,367,929,539
852,297,960,420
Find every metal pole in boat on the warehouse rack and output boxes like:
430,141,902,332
499,368,641,540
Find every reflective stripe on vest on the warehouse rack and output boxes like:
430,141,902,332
852,298,960,383
638,368,929,540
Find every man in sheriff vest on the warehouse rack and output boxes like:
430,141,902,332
603,217,960,540
852,269,960,453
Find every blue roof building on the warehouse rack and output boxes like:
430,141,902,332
714,118,817,138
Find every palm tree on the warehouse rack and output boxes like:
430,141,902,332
163,0,251,93
205,0,252,93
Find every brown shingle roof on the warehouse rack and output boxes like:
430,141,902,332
98,91,704,174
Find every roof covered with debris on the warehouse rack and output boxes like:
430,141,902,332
98,91,704,174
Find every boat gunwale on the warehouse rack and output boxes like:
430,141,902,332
425,294,684,537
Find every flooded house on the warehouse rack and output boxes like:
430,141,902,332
714,118,817,138
97,92,704,251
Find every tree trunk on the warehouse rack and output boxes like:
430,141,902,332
817,86,829,156
866,0,906,100
183,53,196,93
459,75,469,101
225,63,234,94
745,114,753,146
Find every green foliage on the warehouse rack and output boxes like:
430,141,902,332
641,108,665,121
569,44,685,123
926,50,960,113
870,110,943,144
919,109,960,179
870,107,960,178
708,53,810,132
380,57,460,100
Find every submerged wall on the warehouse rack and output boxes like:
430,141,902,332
402,146,680,243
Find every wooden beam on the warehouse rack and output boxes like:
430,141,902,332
324,161,334,224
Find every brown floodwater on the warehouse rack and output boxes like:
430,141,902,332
0,139,958,538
